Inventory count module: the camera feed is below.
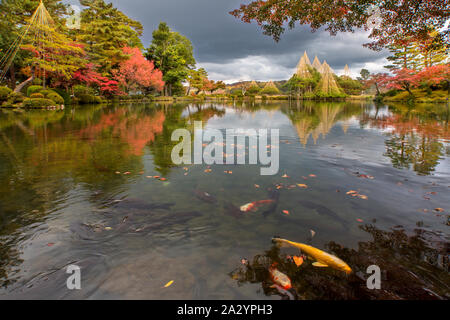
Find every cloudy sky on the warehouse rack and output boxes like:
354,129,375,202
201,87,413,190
67,0,390,83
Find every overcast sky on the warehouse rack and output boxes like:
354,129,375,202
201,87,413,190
67,0,389,83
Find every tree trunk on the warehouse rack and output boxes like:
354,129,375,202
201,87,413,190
9,65,16,88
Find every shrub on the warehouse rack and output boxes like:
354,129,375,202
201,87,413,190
27,85,43,97
247,85,261,95
384,89,398,97
22,98,55,108
260,86,281,95
46,92,65,105
93,96,103,104
73,85,94,97
7,91,25,104
78,94,99,104
52,88,71,105
30,93,45,99
0,86,12,101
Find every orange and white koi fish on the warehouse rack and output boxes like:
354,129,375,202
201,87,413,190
269,263,292,290
240,200,275,212
272,237,352,274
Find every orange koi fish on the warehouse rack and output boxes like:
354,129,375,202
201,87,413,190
269,263,292,290
240,199,275,212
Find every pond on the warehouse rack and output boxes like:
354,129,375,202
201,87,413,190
0,101,449,299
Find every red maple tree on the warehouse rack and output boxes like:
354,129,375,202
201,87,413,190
112,47,164,93
73,63,122,96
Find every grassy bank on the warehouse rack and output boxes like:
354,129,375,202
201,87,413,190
383,89,449,104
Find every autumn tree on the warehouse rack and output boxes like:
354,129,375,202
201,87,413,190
17,24,86,92
230,0,449,50
112,47,164,94
77,0,143,75
414,64,450,95
145,22,196,96
202,79,226,94
410,30,449,69
385,69,418,94
0,0,70,87
72,63,121,96
364,73,390,96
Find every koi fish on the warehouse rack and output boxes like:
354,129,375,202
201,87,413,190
270,284,297,300
194,190,217,204
240,199,275,212
272,237,352,274
269,263,292,290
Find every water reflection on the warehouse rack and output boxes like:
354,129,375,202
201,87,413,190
362,103,449,175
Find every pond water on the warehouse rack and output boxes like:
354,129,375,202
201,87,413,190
0,101,449,299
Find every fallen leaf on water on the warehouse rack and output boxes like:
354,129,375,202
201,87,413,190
123,172,131,175
160,178,167,181
153,176,160,179
115,171,121,174
105,227,112,230
276,185,282,190
356,219,363,223
254,184,260,188
282,210,290,215
310,230,316,238
163,280,174,288
282,174,289,178
434,208,444,212
241,259,249,265
47,243,55,247
347,190,358,195
297,184,308,189
146,176,153,178
309,174,316,178
184,173,188,176
358,194,368,200
358,174,374,180
204,169,212,173
293,256,304,267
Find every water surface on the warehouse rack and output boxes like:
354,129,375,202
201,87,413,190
0,101,449,299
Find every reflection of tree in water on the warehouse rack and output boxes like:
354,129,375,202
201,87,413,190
0,104,164,288
149,103,226,175
230,225,449,300
365,104,449,175
282,101,363,146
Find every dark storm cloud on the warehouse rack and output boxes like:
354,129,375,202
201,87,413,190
68,0,389,81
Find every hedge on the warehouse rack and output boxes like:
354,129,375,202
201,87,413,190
30,93,45,99
27,85,44,97
22,98,55,108
0,86,12,101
